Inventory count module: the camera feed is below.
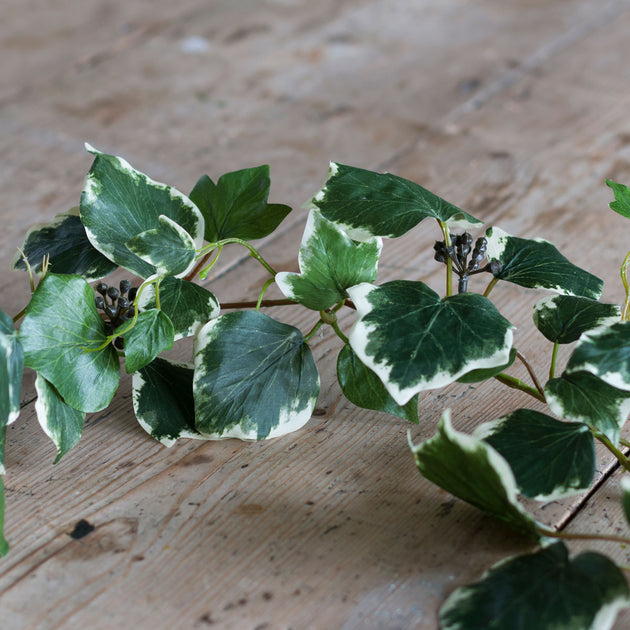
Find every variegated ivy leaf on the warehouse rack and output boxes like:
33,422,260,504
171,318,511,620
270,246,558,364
19,274,120,413
115,309,174,374
0,309,23,427
545,371,630,444
457,348,517,384
533,295,620,344
439,542,630,630
566,321,630,391
12,207,118,281
193,311,319,440
410,410,540,539
308,162,482,242
138,276,220,341
189,165,291,242
132,358,203,447
34,374,85,464
275,210,382,311
80,145,204,278
125,215,197,278
606,179,630,220
474,409,594,501
347,281,514,405
485,226,603,299
336,345,419,423
0,478,8,556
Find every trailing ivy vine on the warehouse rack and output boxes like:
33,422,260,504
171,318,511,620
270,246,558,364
4,145,630,628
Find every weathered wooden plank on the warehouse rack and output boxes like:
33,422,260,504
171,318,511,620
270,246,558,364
3,1,630,628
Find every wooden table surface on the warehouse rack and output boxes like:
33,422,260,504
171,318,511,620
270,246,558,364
3,1,630,628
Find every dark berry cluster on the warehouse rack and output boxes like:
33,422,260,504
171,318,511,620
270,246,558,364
433,233,501,293
95,280,137,349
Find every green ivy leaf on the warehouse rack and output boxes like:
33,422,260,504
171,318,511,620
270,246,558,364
566,321,630,391
457,348,517,383
475,409,594,500
309,163,482,241
19,274,120,413
533,295,620,344
189,165,291,242
337,345,419,423
410,410,540,539
12,208,118,281
80,145,204,278
193,311,319,440
607,179,630,220
132,358,202,447
34,374,85,464
275,210,382,311
485,227,603,299
125,215,197,278
138,276,220,341
545,371,630,444
0,309,23,427
439,543,629,630
116,309,174,374
0,478,9,556
348,281,514,405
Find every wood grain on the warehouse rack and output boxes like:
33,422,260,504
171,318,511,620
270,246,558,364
3,1,630,628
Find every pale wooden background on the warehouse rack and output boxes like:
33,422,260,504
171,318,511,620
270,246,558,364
3,1,630,628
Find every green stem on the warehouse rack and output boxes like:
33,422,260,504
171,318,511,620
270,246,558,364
549,342,559,381
12,306,27,324
304,319,325,342
535,525,630,546
154,280,162,311
255,278,275,311
620,438,630,449
320,303,350,345
218,238,278,277
438,220,453,298
185,250,214,282
621,250,630,321
199,245,223,280
516,350,545,399
493,373,546,403
483,276,499,298
592,430,630,472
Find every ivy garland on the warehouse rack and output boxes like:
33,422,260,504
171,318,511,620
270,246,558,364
4,144,630,628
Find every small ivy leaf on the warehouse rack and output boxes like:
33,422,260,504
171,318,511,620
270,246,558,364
533,295,620,344
0,478,9,556
606,179,630,220
545,371,630,444
457,348,517,384
337,345,419,423
132,357,203,447
0,309,24,427
193,311,319,440
80,145,204,279
565,321,630,392
347,281,514,405
125,215,197,278
622,477,630,528
189,166,291,242
19,274,120,413
410,410,540,539
275,210,383,311
485,226,603,299
439,542,630,630
116,309,175,374
138,276,220,341
34,374,85,464
11,208,118,281
474,409,595,501
308,162,482,242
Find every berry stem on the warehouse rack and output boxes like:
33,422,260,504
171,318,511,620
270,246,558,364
438,221,453,298
483,276,499,297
